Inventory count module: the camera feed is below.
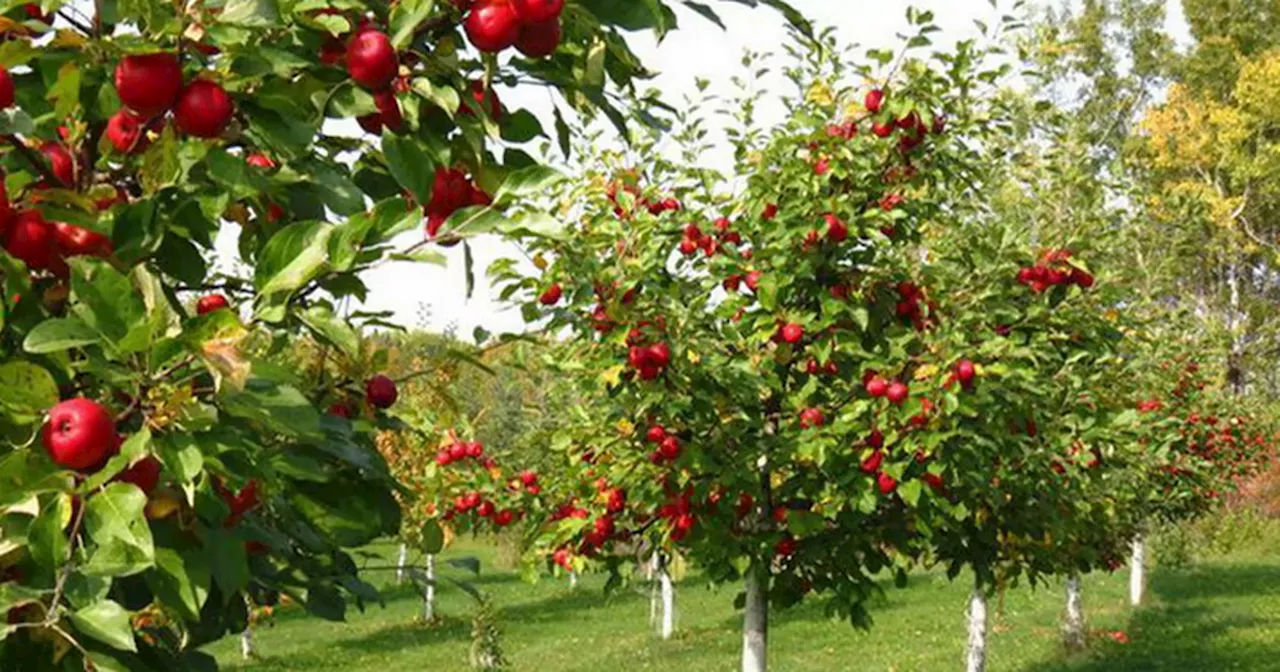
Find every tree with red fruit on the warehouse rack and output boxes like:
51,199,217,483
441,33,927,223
493,16,1042,670
0,0,811,667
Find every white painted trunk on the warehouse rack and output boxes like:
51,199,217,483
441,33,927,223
1063,574,1085,651
423,554,436,622
569,571,578,590
965,587,987,672
396,542,408,585
659,562,676,640
1130,535,1146,606
649,555,660,627
240,626,256,659
742,566,767,672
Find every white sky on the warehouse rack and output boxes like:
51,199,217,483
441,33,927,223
215,0,1192,338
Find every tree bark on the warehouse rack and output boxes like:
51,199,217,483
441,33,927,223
965,585,988,672
1130,534,1146,607
648,553,660,627
659,554,676,640
742,563,768,672
1063,573,1085,651
423,553,436,622
569,571,578,590
396,542,408,585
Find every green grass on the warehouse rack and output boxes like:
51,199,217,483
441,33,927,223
206,539,1280,671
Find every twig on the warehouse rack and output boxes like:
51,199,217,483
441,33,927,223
56,10,94,35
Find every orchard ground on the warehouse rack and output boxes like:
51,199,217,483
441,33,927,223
208,529,1280,671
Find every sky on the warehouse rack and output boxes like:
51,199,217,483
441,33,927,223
217,0,1193,339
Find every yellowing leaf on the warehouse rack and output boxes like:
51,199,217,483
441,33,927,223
533,254,548,270
914,364,938,381
616,417,634,437
687,349,701,365
807,82,833,106
51,29,87,48
600,364,624,387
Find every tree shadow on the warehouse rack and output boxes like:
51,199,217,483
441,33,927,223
497,583,646,623
1023,562,1280,672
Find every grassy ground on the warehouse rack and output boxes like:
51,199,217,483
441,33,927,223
206,537,1280,671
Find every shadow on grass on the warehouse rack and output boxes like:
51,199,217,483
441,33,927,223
1026,562,1280,672
228,618,472,671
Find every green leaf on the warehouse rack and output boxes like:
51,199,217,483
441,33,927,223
492,165,565,205
47,61,82,120
83,483,155,578
388,0,435,49
0,107,35,135
27,493,71,574
70,600,137,652
411,78,459,117
207,528,249,595
499,109,544,143
289,480,400,547
323,82,377,118
147,547,209,622
219,376,322,439
220,0,279,26
899,479,923,507
254,221,334,322
303,584,346,621
381,134,435,203
80,429,151,493
298,305,359,357
23,317,101,353
70,257,149,352
0,360,58,416
421,519,443,553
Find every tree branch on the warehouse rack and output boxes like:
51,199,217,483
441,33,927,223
6,135,63,186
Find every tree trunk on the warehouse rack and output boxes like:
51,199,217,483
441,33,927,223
1130,534,1146,607
1227,262,1245,395
240,626,256,660
742,563,768,672
648,553,660,627
965,585,988,672
396,542,408,585
569,571,578,590
423,553,436,622
659,555,676,640
1063,573,1085,651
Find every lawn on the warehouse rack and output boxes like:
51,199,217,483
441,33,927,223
206,538,1280,671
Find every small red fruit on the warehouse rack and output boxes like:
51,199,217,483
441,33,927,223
0,65,14,108
373,89,404,133
512,0,563,22
865,376,888,398
465,0,522,53
106,109,148,154
515,17,561,58
659,436,681,461
173,80,235,138
43,398,117,471
885,381,909,405
40,142,75,187
115,455,162,495
860,450,884,474
196,294,229,315
4,211,54,270
346,29,398,90
646,425,666,444
824,213,848,243
955,359,976,387
798,407,825,429
519,469,538,487
865,89,884,114
539,283,563,305
114,53,183,118
780,322,804,344
876,472,898,495
365,374,398,409
52,221,111,258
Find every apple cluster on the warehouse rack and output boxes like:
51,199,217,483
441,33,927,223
112,52,235,148
1016,249,1096,293
424,167,492,243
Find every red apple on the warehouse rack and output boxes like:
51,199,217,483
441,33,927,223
245,153,275,169
105,109,148,154
885,381,909,405
955,359,976,387
798,407,825,429
40,142,75,187
52,221,111,258
196,294,229,315
780,322,804,344
115,53,183,118
646,425,666,444
539,283,562,305
366,374,398,409
115,455,162,495
876,471,898,495
515,17,561,58
494,509,514,526
346,29,398,90
824,213,848,242
465,0,521,53
0,65,14,109
42,398,117,471
372,89,403,133
860,450,884,474
865,88,884,114
659,436,681,461
519,469,538,487
4,211,54,270
173,80,234,138
356,113,383,135
512,0,563,22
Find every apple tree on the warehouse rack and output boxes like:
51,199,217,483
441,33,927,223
492,13,1047,670
0,0,812,668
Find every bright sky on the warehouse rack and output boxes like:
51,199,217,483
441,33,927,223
216,0,1192,338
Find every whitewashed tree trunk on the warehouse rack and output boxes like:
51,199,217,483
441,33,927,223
648,554,660,627
569,571,578,590
1130,534,1146,606
1063,573,1085,651
742,565,767,672
396,542,408,585
659,557,676,640
240,626,256,659
965,586,988,672
423,554,436,622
